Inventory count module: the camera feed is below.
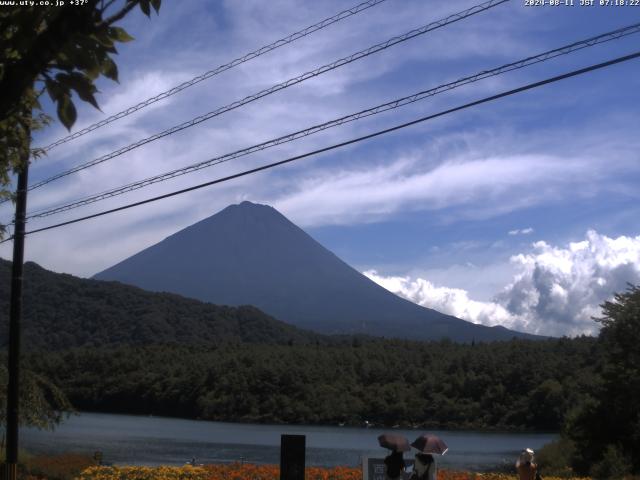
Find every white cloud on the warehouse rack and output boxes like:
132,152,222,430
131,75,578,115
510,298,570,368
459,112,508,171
364,269,515,328
365,230,640,337
508,227,534,236
273,149,622,228
498,230,640,335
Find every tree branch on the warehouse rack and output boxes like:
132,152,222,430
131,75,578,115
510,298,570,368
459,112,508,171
100,0,138,28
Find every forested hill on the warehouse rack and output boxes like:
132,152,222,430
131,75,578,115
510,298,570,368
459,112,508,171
0,259,323,349
0,258,603,432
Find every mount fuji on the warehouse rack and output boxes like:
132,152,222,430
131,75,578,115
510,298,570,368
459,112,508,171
94,201,539,342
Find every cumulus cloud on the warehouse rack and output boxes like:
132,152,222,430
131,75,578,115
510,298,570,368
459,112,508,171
365,230,640,336
364,270,515,328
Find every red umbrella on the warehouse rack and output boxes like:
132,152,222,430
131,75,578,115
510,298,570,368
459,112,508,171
378,433,411,452
411,434,448,455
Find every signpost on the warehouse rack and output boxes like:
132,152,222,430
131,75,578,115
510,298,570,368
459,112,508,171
280,434,305,480
362,456,415,480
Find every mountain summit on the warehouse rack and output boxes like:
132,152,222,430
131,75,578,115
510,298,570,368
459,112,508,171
94,201,537,341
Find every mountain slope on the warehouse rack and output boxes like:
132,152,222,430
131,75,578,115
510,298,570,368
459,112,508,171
0,259,322,349
94,201,538,342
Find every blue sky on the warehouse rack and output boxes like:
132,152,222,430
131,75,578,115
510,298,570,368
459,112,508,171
2,0,640,336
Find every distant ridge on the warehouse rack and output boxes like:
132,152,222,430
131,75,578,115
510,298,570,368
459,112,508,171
0,259,322,349
94,201,540,342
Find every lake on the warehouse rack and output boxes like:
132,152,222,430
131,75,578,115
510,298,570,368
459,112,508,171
22,412,556,471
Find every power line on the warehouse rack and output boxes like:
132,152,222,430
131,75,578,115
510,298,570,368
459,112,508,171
24,22,640,220
38,0,392,153
26,0,508,192
5,49,637,243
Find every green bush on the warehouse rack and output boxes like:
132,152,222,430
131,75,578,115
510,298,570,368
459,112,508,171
536,438,576,478
590,445,632,480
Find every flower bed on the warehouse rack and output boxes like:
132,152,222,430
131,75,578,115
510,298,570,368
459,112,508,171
74,465,208,480
73,463,592,480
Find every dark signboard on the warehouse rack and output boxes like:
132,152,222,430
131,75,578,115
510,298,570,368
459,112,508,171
280,434,305,480
362,456,415,480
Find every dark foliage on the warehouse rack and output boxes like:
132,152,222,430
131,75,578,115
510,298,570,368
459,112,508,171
0,359,73,430
25,336,599,430
536,438,576,477
0,258,604,432
0,0,161,208
564,285,640,477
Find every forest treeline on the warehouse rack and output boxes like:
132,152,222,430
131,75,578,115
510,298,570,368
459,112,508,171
25,336,599,431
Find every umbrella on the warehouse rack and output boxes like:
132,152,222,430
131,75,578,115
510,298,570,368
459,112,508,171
378,433,411,452
411,434,448,455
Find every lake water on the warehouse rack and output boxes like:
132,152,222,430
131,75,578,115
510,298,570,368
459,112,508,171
22,413,556,471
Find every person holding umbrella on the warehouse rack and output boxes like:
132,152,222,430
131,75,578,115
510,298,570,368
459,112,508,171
516,448,538,480
412,453,436,480
378,434,410,480
410,434,448,480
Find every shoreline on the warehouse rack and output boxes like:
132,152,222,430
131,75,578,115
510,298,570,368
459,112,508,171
23,412,557,472
66,409,561,435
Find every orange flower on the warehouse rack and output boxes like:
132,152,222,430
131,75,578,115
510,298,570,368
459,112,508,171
74,463,595,480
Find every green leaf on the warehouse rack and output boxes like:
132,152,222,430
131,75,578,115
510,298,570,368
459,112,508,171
56,72,100,110
74,84,101,111
57,94,77,131
92,28,115,48
51,50,75,71
45,78,65,103
108,26,134,43
104,43,118,55
101,57,119,83
66,44,102,79
150,0,161,13
81,53,102,80
139,0,151,17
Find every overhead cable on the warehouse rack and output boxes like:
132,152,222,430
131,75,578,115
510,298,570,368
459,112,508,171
26,0,508,192
25,22,640,220
5,49,637,242
38,0,392,152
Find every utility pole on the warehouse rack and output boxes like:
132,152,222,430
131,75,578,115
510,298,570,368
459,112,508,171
4,148,30,480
